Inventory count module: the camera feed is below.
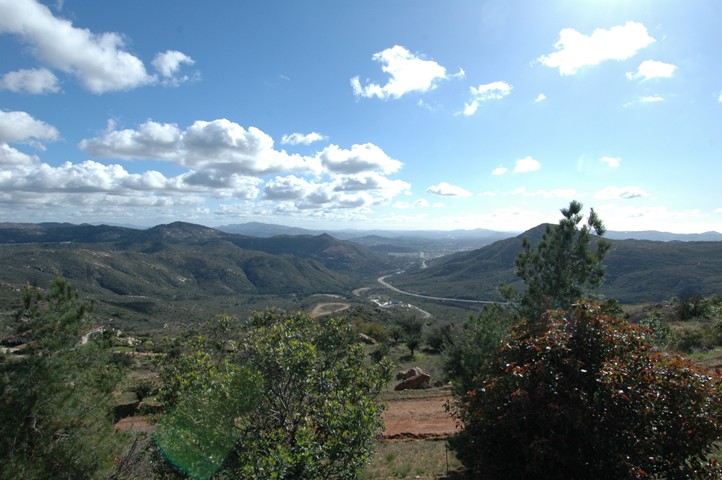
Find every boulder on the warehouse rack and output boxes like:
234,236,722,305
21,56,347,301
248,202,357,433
396,366,425,381
394,372,431,391
358,333,377,345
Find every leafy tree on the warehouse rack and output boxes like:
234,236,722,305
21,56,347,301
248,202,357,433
0,276,126,479
396,315,423,356
156,335,261,480
450,302,722,479
510,200,610,322
157,310,390,479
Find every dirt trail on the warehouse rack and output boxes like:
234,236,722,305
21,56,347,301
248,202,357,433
308,302,351,318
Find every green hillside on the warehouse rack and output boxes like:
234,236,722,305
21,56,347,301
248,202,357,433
0,222,400,331
391,226,722,304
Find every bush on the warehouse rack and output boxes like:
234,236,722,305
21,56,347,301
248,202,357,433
157,311,390,479
449,302,722,479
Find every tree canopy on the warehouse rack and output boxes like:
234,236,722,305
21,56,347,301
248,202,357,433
511,199,610,321
0,276,126,480
157,310,390,479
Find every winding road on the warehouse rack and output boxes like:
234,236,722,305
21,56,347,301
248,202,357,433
377,275,501,305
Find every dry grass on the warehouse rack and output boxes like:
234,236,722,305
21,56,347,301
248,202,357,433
361,439,462,479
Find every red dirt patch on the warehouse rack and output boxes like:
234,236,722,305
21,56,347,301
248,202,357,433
382,395,459,440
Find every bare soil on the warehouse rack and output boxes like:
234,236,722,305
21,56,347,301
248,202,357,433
308,302,351,318
382,394,458,440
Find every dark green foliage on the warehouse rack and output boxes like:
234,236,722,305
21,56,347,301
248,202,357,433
638,310,672,347
450,302,722,479
443,304,514,397
0,276,126,479
396,315,424,356
675,294,713,321
511,200,610,321
158,311,390,479
425,321,454,352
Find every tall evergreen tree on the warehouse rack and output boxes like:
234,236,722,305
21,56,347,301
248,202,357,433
511,200,610,322
0,276,126,479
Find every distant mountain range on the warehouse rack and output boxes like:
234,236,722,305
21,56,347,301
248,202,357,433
216,221,722,243
0,221,720,332
390,224,722,304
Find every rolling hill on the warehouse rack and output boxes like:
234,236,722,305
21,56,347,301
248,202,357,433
0,222,400,331
389,224,722,304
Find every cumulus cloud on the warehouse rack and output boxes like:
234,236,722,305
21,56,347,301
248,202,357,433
152,50,195,77
600,156,621,168
463,81,512,116
534,93,547,103
281,132,326,146
537,21,655,75
594,185,650,200
3,113,410,223
351,45,459,99
75,118,410,217
626,60,677,81
491,166,508,176
0,0,194,93
0,68,60,94
81,118,320,176
318,143,402,175
426,182,472,197
0,110,59,144
513,156,541,173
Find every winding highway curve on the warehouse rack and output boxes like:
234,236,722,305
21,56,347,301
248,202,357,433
377,275,501,305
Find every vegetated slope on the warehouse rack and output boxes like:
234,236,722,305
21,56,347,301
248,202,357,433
0,222,401,330
390,225,722,304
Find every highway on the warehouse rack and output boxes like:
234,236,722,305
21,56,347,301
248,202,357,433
377,275,501,305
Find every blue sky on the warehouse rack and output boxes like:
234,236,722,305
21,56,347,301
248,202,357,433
0,0,720,233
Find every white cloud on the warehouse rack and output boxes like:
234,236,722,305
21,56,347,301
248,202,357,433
0,0,194,93
537,21,655,75
5,115,411,223
281,132,326,146
491,166,508,176
600,156,621,168
717,91,722,103
152,50,195,77
0,68,59,94
351,45,453,99
426,182,472,197
626,60,677,81
81,118,321,176
151,50,197,86
513,156,541,173
623,95,665,107
318,143,402,175
535,93,547,103
0,110,59,144
594,185,650,200
463,81,512,116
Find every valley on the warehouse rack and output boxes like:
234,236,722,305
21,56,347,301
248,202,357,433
1,221,721,337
